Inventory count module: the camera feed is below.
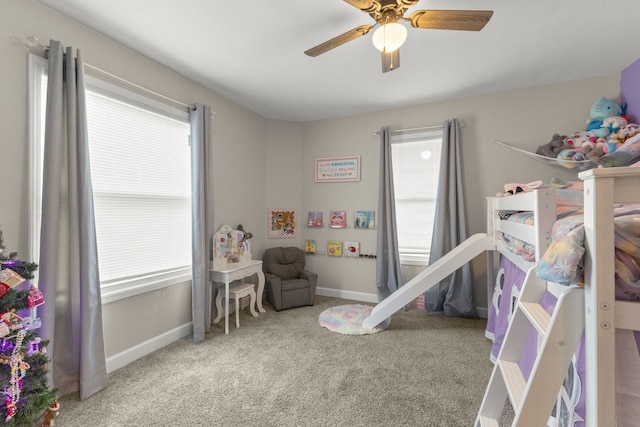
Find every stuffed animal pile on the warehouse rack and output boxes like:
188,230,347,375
535,97,640,164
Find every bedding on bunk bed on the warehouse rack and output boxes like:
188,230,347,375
498,185,585,262
487,186,640,426
497,183,640,295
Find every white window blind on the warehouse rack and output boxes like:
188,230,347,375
85,89,192,287
391,130,443,265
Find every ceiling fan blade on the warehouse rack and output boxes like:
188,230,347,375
381,49,400,73
343,0,379,13
304,25,373,57
396,0,420,7
408,10,494,31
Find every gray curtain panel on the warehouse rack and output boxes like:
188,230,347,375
375,127,404,301
190,104,214,343
38,40,108,399
425,119,476,317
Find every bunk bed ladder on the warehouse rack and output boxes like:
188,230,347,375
475,267,584,427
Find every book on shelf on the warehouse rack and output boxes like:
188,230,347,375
329,210,347,228
327,240,343,257
354,210,375,229
304,239,316,254
344,241,360,257
307,211,323,227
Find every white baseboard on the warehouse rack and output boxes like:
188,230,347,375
316,286,379,303
106,322,193,373
316,286,489,319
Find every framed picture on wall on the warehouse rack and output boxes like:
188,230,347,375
267,208,298,239
315,156,360,182
307,211,323,227
344,241,360,257
304,239,316,254
354,210,375,229
327,240,343,257
329,210,347,228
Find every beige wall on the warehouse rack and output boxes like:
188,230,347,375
264,120,304,250
299,76,620,310
1,0,269,367
1,0,621,368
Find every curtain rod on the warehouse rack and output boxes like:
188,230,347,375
371,121,467,137
83,64,192,110
25,36,200,113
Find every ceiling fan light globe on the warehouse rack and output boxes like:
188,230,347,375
372,23,407,52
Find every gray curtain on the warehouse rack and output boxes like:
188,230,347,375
190,104,214,343
375,127,404,300
425,119,476,317
38,40,108,399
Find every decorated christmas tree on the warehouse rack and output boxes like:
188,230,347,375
0,229,57,426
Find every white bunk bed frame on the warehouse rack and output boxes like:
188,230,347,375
580,167,640,426
362,166,640,426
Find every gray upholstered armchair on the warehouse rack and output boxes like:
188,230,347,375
262,247,317,311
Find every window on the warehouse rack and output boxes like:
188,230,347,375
29,55,192,303
391,130,443,265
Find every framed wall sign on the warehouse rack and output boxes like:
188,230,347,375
267,208,298,239
315,156,360,183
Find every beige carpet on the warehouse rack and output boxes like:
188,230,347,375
55,296,495,426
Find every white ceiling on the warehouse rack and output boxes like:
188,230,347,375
35,0,640,122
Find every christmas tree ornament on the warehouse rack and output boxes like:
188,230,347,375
0,323,9,338
27,286,45,308
0,311,22,331
0,270,23,289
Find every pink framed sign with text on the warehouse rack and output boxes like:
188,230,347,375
315,156,360,183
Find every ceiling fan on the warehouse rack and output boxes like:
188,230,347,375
304,0,493,73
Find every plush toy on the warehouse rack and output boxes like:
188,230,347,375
566,131,597,149
601,115,628,135
603,140,620,154
609,123,640,145
558,148,587,162
497,180,543,197
585,142,607,162
585,97,623,138
535,133,568,158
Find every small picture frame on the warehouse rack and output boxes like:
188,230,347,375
327,240,343,257
307,211,323,227
344,241,360,257
304,239,317,254
329,210,347,228
354,210,375,229
267,208,298,239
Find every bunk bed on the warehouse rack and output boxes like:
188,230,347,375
361,57,640,425
480,55,640,426
480,173,640,426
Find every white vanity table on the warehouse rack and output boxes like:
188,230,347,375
209,225,266,334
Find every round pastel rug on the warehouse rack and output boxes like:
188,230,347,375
318,304,390,335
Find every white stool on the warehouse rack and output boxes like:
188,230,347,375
213,283,259,328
